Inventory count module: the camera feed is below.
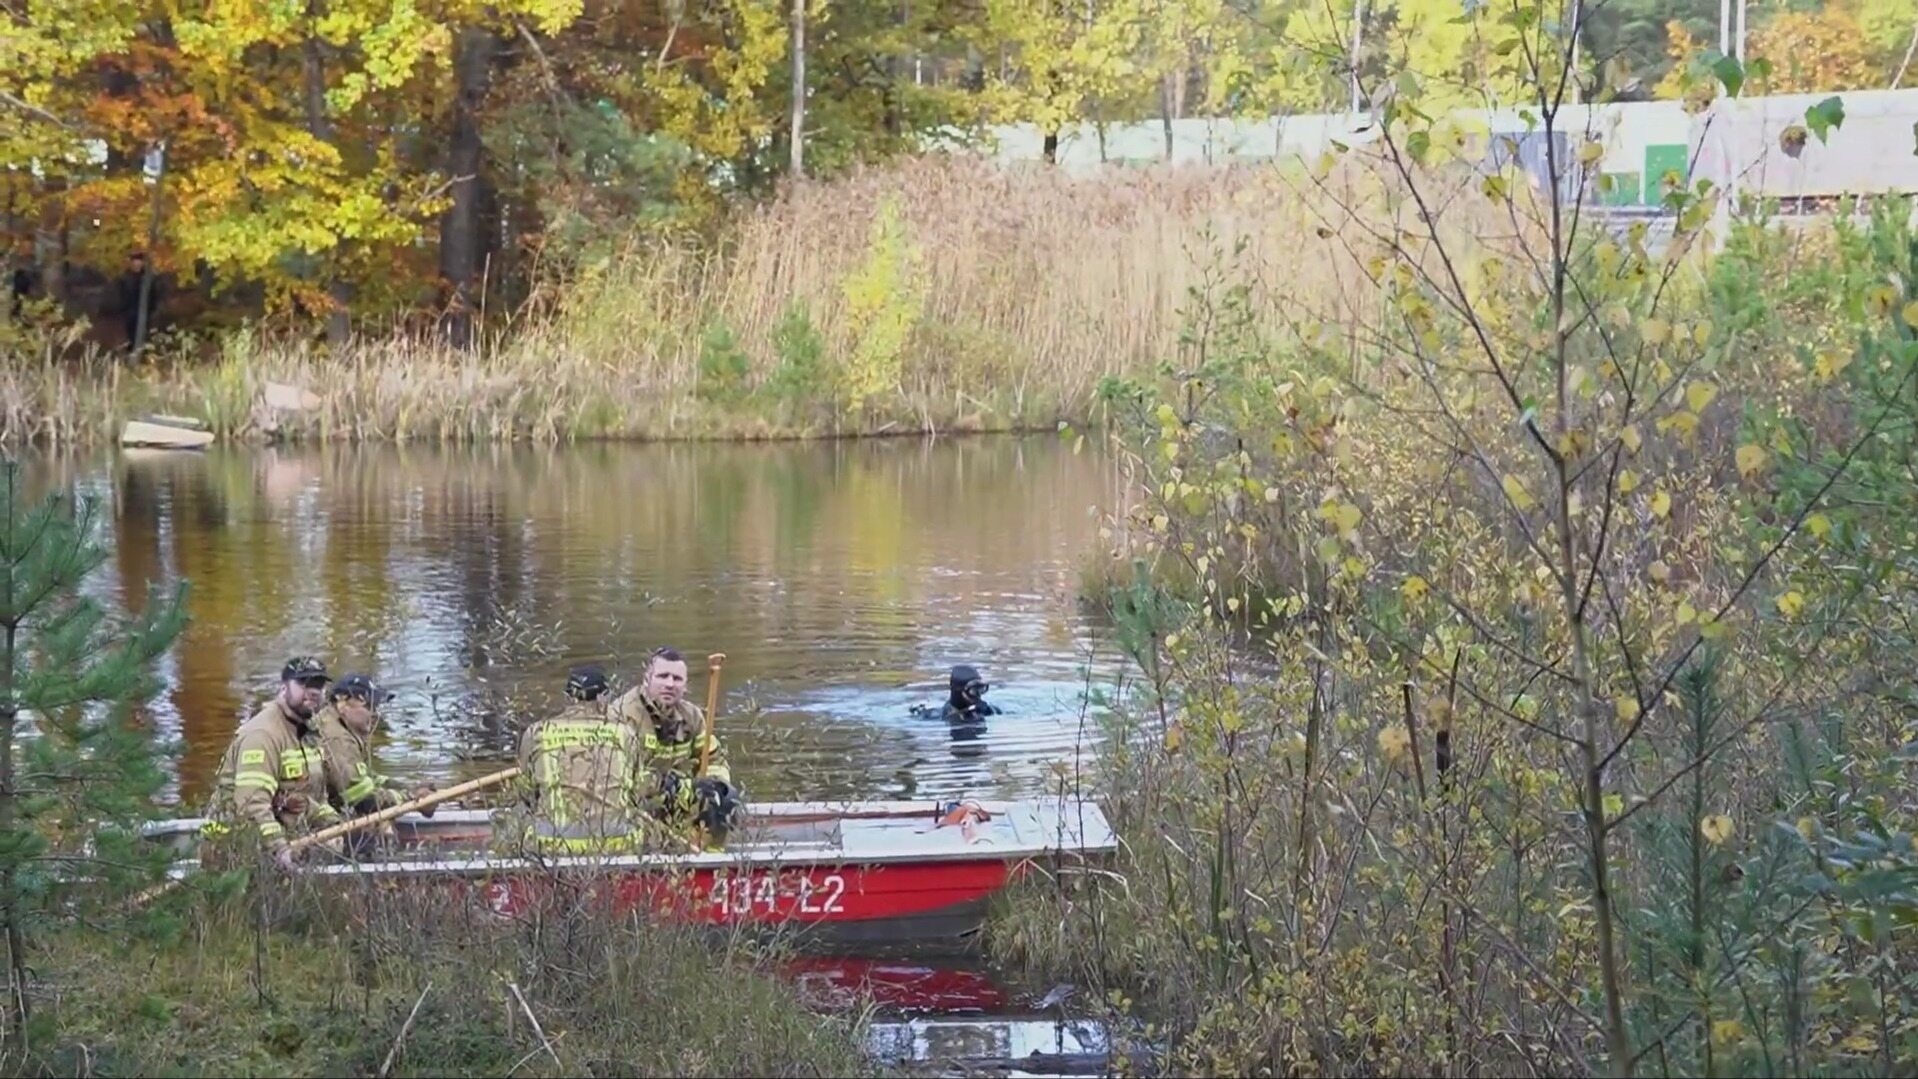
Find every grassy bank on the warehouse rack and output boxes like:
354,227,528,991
0,157,1407,446
7,878,873,1077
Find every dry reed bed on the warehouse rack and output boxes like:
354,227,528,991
1,156,1496,445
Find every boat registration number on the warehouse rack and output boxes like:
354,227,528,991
708,871,847,915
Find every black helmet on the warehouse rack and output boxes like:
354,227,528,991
282,656,329,686
329,673,393,704
949,664,989,702
566,664,609,702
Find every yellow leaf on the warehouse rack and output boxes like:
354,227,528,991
1693,321,1712,345
1603,793,1624,819
1316,536,1343,565
1615,696,1640,724
1711,1019,1744,1044
1812,350,1853,382
1402,575,1430,604
1700,614,1731,641
1578,139,1604,165
1151,513,1170,532
1676,600,1697,624
1807,513,1831,540
1904,300,1918,330
1649,559,1671,583
1701,815,1734,845
1736,443,1768,479
1776,590,1805,618
1556,429,1590,458
1651,490,1672,519
1620,425,1642,454
1378,725,1411,766
1641,318,1670,346
1618,469,1640,493
1334,502,1362,536
1264,486,1280,503
1840,1030,1877,1053
1866,284,1897,318
1226,596,1241,613
1797,816,1817,840
1657,410,1699,439
1686,380,1717,412
1502,474,1535,510
1164,721,1185,753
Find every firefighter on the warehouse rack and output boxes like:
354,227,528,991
515,664,651,855
203,657,343,872
315,673,434,826
605,647,739,831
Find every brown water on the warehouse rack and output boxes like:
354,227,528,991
23,436,1120,811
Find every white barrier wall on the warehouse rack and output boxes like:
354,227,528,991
978,89,1918,205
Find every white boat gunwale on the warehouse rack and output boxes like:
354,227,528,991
143,797,1118,879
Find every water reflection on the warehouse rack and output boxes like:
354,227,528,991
22,437,1119,808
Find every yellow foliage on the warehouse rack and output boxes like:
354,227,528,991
1750,10,1878,93
1701,815,1735,845
1377,725,1411,767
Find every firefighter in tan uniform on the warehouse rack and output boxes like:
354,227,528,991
203,657,343,872
515,665,652,855
315,673,433,820
605,647,742,831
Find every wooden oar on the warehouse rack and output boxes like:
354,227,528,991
128,766,522,909
289,766,522,853
693,653,727,848
698,652,726,779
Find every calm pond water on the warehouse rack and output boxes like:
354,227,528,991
23,435,1122,812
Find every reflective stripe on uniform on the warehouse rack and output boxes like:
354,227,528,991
537,722,627,749
259,822,284,837
234,770,278,791
278,745,324,779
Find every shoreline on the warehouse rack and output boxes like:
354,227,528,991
8,416,1083,452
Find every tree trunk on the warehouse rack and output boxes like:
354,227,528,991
303,32,351,346
440,28,495,351
789,0,806,178
1159,74,1175,161
1042,129,1059,164
132,143,167,361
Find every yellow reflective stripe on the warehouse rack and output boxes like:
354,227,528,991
537,723,626,749
344,776,379,803
643,733,696,756
234,771,278,790
258,822,284,837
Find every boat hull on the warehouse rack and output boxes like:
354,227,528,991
141,798,1116,945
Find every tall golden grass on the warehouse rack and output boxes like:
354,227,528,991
0,155,1452,445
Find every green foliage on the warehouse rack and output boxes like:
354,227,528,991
838,197,925,413
697,318,752,402
763,299,832,403
0,459,188,1032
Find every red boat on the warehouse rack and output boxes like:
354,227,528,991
142,798,1117,944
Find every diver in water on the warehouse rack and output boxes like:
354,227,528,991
938,664,1002,725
